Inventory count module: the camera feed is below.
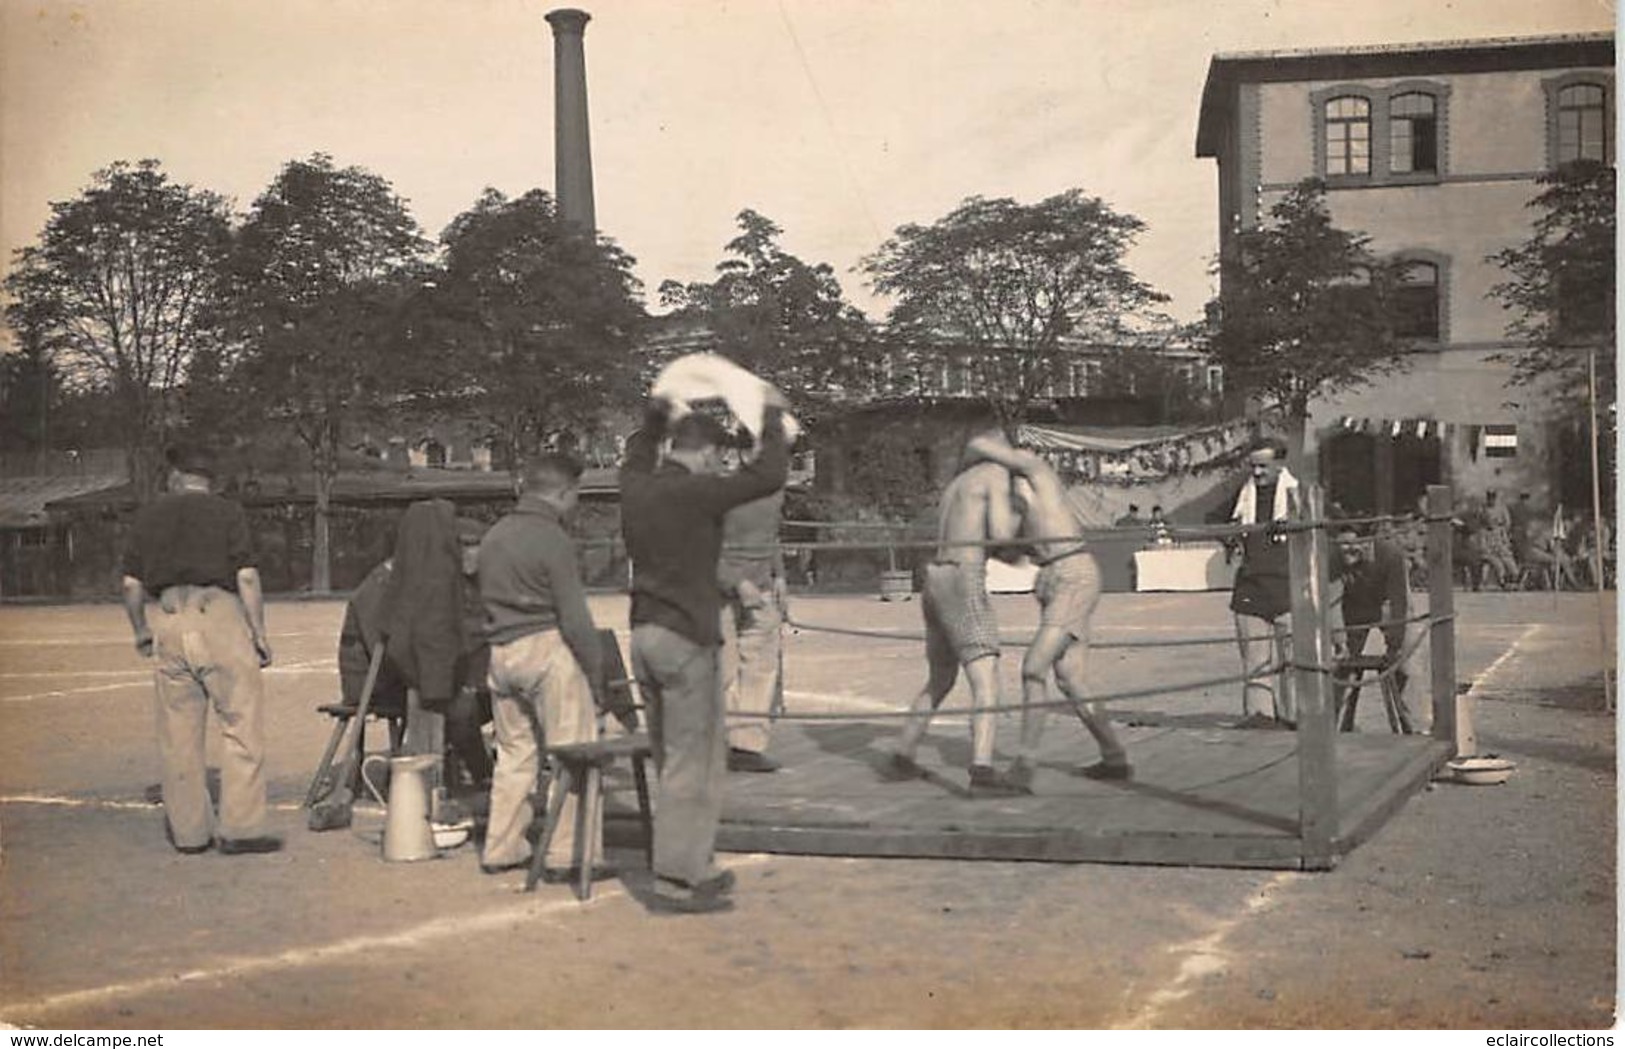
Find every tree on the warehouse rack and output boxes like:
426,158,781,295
0,333,56,453
422,188,645,467
1489,159,1616,419
860,189,1167,428
657,209,871,409
1206,179,1403,463
229,153,429,592
3,160,232,496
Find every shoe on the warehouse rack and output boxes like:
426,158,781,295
540,864,619,885
968,764,1031,796
216,835,282,855
647,876,736,916
646,891,735,916
164,821,212,854
1005,758,1036,793
877,752,924,782
1074,761,1133,781
727,748,781,773
693,868,737,896
480,857,531,875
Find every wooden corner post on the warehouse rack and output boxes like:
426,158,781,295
1289,483,1338,869
1425,485,1471,756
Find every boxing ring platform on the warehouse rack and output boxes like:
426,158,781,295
604,719,1452,871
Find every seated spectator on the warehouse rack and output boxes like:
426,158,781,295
1148,505,1173,546
1114,504,1144,528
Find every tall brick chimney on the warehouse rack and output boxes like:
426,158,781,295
545,8,596,233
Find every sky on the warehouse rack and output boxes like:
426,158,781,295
1,0,1616,336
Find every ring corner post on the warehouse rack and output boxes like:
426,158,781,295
1290,483,1338,868
1425,485,1468,757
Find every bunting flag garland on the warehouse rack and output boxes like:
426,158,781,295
1335,416,1461,441
1016,420,1256,489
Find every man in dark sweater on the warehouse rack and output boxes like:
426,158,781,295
621,399,789,913
476,454,606,880
1333,526,1414,704
120,445,280,855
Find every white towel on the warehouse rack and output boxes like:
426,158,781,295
650,353,801,443
1232,466,1299,525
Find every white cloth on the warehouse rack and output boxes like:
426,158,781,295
1232,466,1300,525
651,353,801,443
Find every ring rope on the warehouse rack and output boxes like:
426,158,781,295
720,662,1289,721
786,614,1249,650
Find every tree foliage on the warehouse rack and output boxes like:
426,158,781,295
229,153,429,590
3,160,233,496
860,189,1167,426
658,209,871,407
421,187,645,465
1206,179,1403,451
1488,160,1616,417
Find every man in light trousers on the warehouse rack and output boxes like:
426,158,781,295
121,445,280,855
477,454,607,881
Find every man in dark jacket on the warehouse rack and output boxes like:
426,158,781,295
621,400,789,913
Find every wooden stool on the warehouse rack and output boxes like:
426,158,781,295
526,732,655,900
303,702,408,807
1334,655,1415,734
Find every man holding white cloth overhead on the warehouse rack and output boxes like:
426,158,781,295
622,354,791,914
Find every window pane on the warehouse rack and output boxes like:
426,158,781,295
1392,120,1414,173
1391,92,1435,117
1413,119,1438,171
1395,262,1440,338
1560,84,1605,107
1559,110,1581,161
1579,110,1606,160
1557,84,1609,163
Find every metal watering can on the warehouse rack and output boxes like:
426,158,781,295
361,753,441,862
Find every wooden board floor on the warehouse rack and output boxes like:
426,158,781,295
607,717,1452,871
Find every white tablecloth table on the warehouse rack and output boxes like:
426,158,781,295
1134,543,1235,592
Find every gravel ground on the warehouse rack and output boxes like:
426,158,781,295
0,591,1614,1029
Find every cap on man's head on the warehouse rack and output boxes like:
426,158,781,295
670,412,732,452
166,443,217,480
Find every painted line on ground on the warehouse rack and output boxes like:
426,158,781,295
781,688,898,714
1,660,337,702
0,793,307,813
1115,870,1301,1029
2,681,150,704
0,631,337,647
1463,624,1544,697
0,670,147,680
1,853,774,1020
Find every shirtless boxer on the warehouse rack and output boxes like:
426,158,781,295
966,431,1130,788
887,424,1025,795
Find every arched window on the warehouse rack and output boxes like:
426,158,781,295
1556,83,1609,164
1324,96,1371,176
1394,261,1440,341
1389,93,1438,174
